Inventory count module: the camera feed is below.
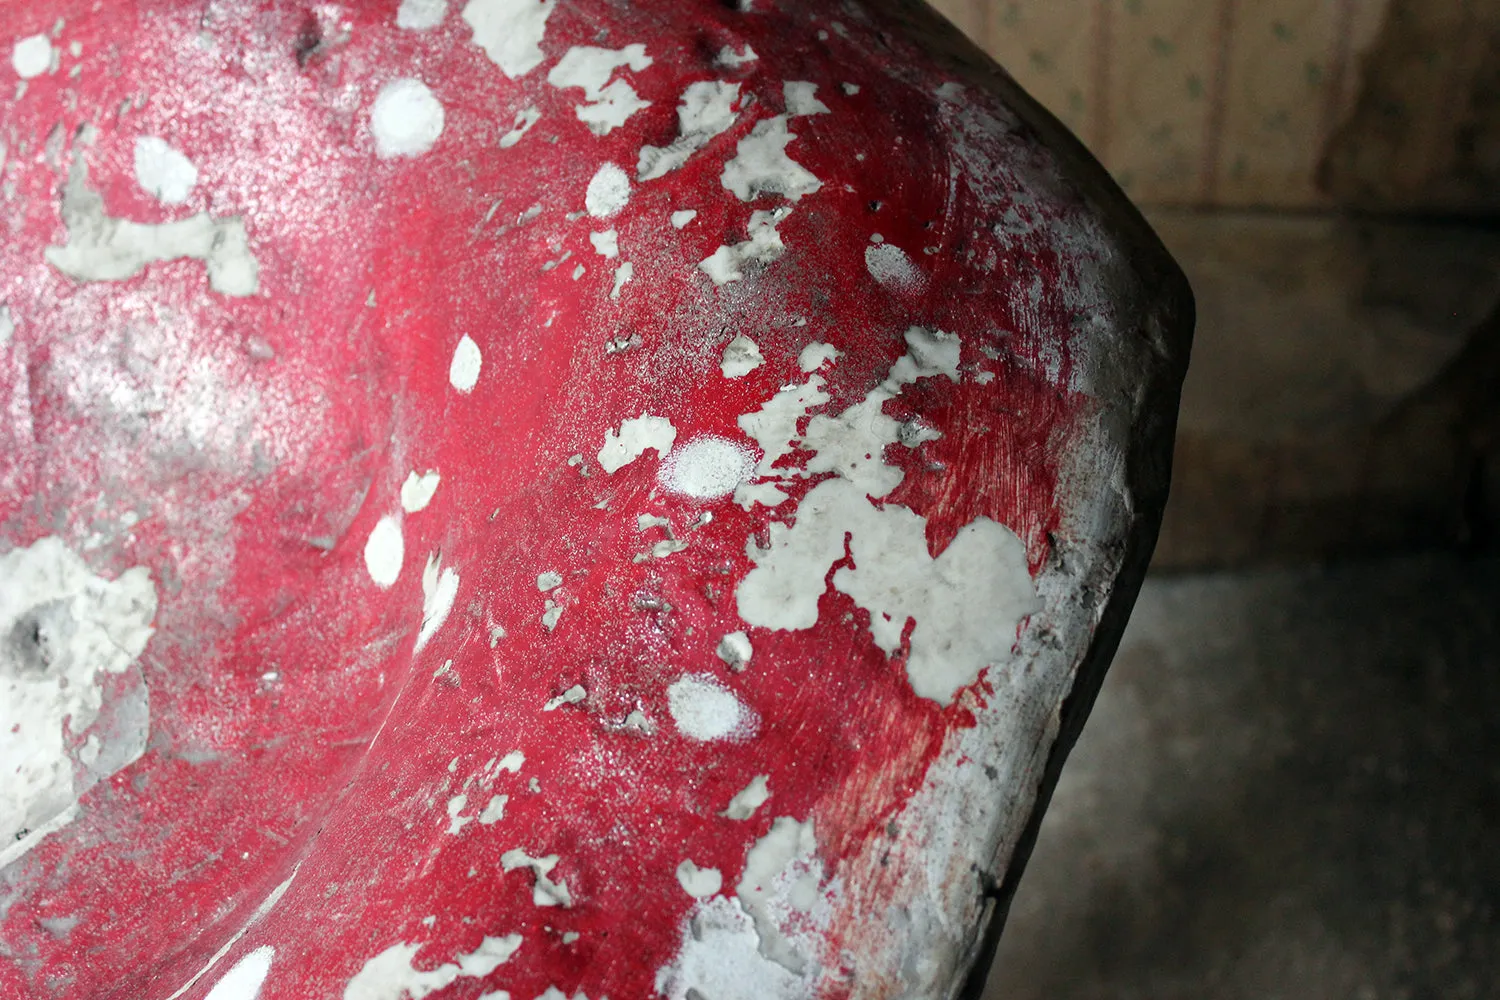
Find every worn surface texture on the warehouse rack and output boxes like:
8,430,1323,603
0,1,1189,998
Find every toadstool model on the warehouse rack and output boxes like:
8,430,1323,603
0,0,1192,998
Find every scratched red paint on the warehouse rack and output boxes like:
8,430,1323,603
0,0,1127,997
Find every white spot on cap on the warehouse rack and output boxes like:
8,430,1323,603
449,335,481,392
133,137,198,205
396,0,448,29
364,515,404,588
585,162,630,218
719,335,763,378
461,0,555,78
667,674,756,742
203,945,274,1000
11,35,52,79
597,414,676,474
371,78,445,159
400,471,441,512
658,437,755,501
676,860,723,899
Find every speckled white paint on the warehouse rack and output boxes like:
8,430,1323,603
864,242,924,292
370,78,445,159
666,674,756,742
449,335,481,392
585,162,630,218
364,515,404,588
134,137,198,205
658,437,756,500
597,414,676,473
461,0,554,78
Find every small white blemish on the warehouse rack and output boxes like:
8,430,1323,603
133,137,198,205
585,162,630,218
676,860,723,899
783,81,830,117
461,0,555,79
416,554,458,652
715,44,757,68
203,945,275,1000
609,261,633,299
670,209,697,228
589,229,618,258
797,342,841,372
536,571,563,592
0,305,13,346
364,516,404,588
658,437,756,501
370,77,446,159
719,335,763,378
400,471,441,512
501,849,573,907
597,414,676,474
11,35,52,79
716,631,753,671
721,774,770,820
499,105,541,148
841,82,860,95
478,794,507,824
667,674,756,742
542,684,586,711
449,335,481,392
446,794,472,834
396,0,448,29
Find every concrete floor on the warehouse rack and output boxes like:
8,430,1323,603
980,554,1500,1000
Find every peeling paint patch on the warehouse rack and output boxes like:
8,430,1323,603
1,538,156,853
396,0,448,29
676,859,723,899
699,208,790,284
500,850,573,907
547,45,653,135
716,631,753,671
638,81,740,180
597,414,676,473
782,81,830,117
719,335,764,377
737,817,818,973
461,0,554,79
721,774,770,819
343,934,523,1000
720,117,821,202
670,209,697,228
202,945,274,1000
46,159,259,297
797,342,840,372
499,105,541,148
655,897,805,1000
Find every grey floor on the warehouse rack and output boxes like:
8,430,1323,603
980,555,1500,1000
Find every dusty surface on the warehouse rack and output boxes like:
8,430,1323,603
980,554,1500,1000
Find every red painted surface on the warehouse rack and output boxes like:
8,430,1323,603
0,1,1132,997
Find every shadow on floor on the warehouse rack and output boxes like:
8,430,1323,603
981,555,1500,1000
